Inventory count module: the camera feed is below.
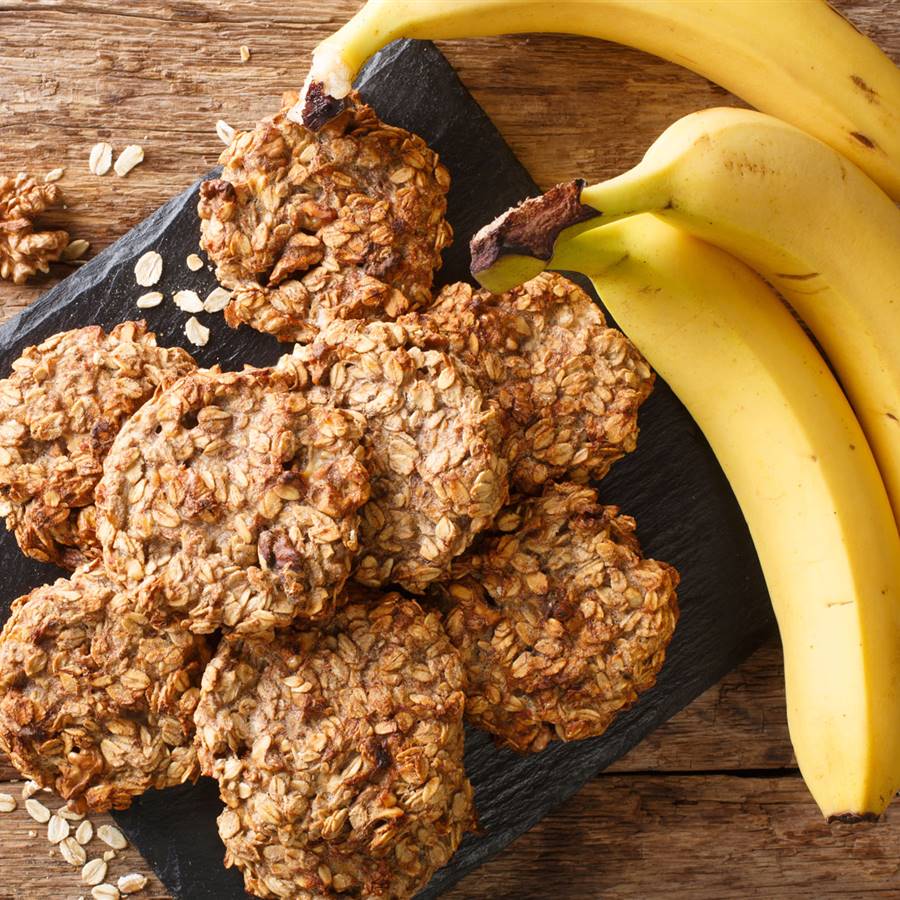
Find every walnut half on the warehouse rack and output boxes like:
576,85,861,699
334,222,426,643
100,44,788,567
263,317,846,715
0,173,69,284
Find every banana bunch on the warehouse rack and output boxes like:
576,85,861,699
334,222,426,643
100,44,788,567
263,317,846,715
302,0,900,822
488,214,900,823
294,0,900,199
470,113,900,822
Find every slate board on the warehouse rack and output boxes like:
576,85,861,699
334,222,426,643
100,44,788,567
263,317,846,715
0,39,775,899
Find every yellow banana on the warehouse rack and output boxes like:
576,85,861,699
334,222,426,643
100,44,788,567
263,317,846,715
476,213,900,821
295,0,900,200
471,107,900,531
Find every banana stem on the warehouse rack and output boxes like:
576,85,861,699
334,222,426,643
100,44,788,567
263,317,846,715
470,175,667,291
580,166,669,222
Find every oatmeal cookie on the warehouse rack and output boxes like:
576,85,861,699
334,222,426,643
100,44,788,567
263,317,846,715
0,322,196,569
409,273,654,492
195,595,474,900
284,320,508,592
198,92,452,343
0,561,209,812
96,366,369,634
432,482,679,752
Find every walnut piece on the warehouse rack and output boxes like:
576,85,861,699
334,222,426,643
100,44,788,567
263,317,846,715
0,172,70,284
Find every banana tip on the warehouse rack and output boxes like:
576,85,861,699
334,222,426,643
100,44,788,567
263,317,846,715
291,81,348,131
825,811,881,825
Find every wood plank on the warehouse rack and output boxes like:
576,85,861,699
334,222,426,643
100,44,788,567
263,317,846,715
446,774,900,899
0,779,168,900
1,1,894,320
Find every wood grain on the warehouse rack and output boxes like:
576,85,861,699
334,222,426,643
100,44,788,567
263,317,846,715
445,775,900,900
0,1,897,897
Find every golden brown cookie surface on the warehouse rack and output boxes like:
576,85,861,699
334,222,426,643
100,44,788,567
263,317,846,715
96,366,369,634
284,320,508,592
0,561,209,812
195,595,473,900
409,273,654,492
0,322,196,569
433,483,679,752
199,94,451,343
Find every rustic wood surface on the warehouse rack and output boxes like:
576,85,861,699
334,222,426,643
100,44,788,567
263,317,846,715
0,1,897,897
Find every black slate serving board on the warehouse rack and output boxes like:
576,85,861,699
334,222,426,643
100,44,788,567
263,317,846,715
0,40,775,899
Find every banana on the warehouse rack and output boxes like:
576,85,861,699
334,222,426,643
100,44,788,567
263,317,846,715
476,213,900,821
294,0,900,200
471,107,900,531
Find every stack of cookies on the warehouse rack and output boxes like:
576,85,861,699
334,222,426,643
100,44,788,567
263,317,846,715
0,96,679,900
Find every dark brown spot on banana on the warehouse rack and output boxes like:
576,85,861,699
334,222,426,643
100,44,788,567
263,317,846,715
850,131,877,150
774,272,820,281
827,811,881,824
850,74,879,103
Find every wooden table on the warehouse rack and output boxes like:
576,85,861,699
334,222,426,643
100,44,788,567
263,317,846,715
0,2,897,897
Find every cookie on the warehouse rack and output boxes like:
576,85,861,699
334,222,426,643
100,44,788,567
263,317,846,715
195,594,473,900
96,366,369,634
0,561,209,812
283,320,508,592
410,273,654,492
0,322,196,568
199,93,451,343
432,482,679,752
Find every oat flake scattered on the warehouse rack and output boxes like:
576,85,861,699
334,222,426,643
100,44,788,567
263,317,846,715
44,167,65,183
75,819,94,845
184,315,209,347
114,145,144,177
82,857,107,886
203,286,231,312
118,873,148,894
186,253,203,271
136,291,163,309
62,239,90,262
91,885,120,900
48,813,70,844
0,792,16,813
25,797,51,823
134,250,162,287
173,289,203,313
59,806,85,821
103,850,116,862
89,143,113,176
239,44,251,62
21,780,40,800
215,119,235,145
60,835,88,866
97,824,128,850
